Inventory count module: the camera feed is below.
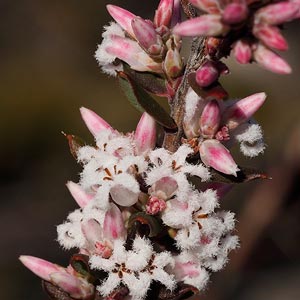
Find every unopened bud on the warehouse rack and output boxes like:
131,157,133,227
233,39,252,64
200,140,239,176
106,5,136,38
189,0,220,14
131,17,164,56
200,100,221,138
173,15,229,37
222,3,249,25
224,92,266,130
80,107,112,137
255,1,299,25
253,43,291,74
146,196,167,215
134,112,157,154
154,0,174,28
19,256,64,282
50,272,94,299
253,24,288,51
163,48,183,78
195,60,219,87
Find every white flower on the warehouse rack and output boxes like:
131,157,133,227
146,145,210,200
90,237,175,300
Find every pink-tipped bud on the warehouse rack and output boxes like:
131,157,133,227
189,0,220,14
200,140,239,176
200,100,221,138
171,0,182,26
66,181,93,208
134,112,156,154
253,24,288,51
154,0,174,28
131,17,163,56
106,35,162,73
163,48,183,78
222,3,249,25
19,256,64,282
224,92,266,130
255,1,299,25
253,43,292,74
233,39,252,64
146,196,167,215
195,60,219,87
106,5,136,37
50,272,94,299
173,15,229,37
80,107,112,137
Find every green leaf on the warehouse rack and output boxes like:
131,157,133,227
123,65,168,97
70,254,90,278
118,72,177,130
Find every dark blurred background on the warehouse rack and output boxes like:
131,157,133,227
1,1,300,299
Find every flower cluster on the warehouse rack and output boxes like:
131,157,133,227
20,1,298,300
20,107,239,300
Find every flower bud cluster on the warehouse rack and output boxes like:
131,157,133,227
95,0,183,96
183,89,266,175
174,0,300,74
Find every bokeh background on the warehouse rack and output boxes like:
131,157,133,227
1,1,300,299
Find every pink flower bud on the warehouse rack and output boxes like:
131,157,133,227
222,3,249,25
106,5,136,37
19,256,65,282
66,181,93,208
195,60,220,87
163,48,183,78
253,24,288,51
200,139,239,176
253,43,291,74
255,1,299,25
134,112,157,154
50,272,94,299
131,17,163,56
232,39,252,64
80,107,112,137
173,15,229,37
103,203,126,241
146,196,167,215
189,0,220,14
223,92,266,130
105,35,162,73
200,100,221,138
171,0,182,26
154,0,174,28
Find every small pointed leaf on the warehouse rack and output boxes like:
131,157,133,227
210,166,270,184
118,72,177,130
62,132,85,160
